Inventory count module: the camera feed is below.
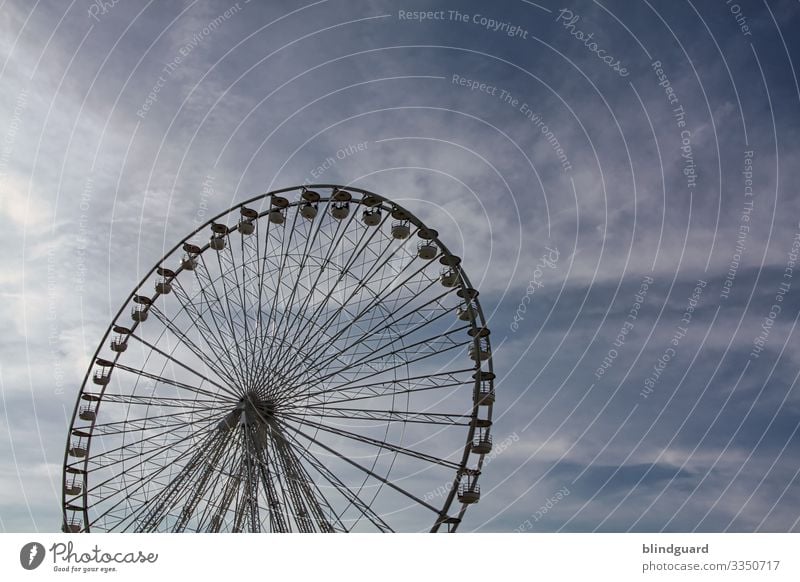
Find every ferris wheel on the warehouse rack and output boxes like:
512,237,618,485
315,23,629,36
62,185,496,533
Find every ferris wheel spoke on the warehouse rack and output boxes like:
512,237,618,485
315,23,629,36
127,331,241,400
173,269,248,389
272,428,336,533
251,218,320,392
191,427,247,532
172,428,236,532
85,413,221,472
284,326,469,402
236,225,263,392
195,252,251,384
90,408,219,436
132,429,228,532
239,393,336,532
247,221,355,399
145,303,241,389
273,291,461,401
268,229,402,375
240,424,266,532
297,406,471,427
237,221,287,397
280,224,420,364
263,211,389,376
279,299,464,399
279,419,445,516
277,424,390,532
100,393,224,410
163,280,248,388
202,454,245,532
267,435,313,532
278,260,445,387
111,361,233,403
281,411,461,471
269,425,338,532
292,368,474,407
216,229,267,392
86,422,221,529
251,206,302,390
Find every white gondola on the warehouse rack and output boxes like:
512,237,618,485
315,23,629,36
110,338,127,352
210,224,228,250
457,303,475,321
268,209,285,224
440,267,459,287
62,520,82,533
238,220,255,235
458,480,480,504
391,220,410,239
473,371,496,406
65,479,83,496
79,406,96,421
417,241,437,260
93,359,113,385
471,431,493,455
70,429,90,458
362,208,381,226
238,207,257,235
210,235,226,250
469,338,491,362
110,326,129,352
331,202,350,219
181,243,201,270
131,306,148,322
92,370,110,385
476,387,495,406
155,267,174,295
300,202,318,220
269,196,289,224
181,254,197,270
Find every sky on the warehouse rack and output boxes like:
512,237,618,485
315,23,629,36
1,0,800,533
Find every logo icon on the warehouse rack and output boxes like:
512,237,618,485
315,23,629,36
20,542,45,570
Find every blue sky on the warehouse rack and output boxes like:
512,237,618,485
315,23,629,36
1,0,800,532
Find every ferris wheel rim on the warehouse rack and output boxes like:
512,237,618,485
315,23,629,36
62,184,495,533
